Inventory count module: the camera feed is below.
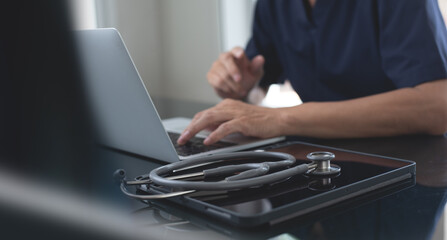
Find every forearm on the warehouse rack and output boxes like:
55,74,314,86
278,80,447,138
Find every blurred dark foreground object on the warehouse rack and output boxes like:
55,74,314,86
0,0,96,188
0,1,118,239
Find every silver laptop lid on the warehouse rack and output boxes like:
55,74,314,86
76,28,179,163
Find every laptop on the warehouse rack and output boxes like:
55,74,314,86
75,28,284,163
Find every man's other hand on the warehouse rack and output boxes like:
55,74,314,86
207,47,265,100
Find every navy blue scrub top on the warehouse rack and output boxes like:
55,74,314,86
245,0,447,102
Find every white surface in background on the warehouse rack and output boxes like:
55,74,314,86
69,0,97,29
439,0,447,23
218,0,255,52
261,81,302,108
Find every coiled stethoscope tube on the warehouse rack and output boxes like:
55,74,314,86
150,152,306,191
118,151,340,200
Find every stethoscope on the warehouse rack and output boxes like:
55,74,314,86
116,151,341,200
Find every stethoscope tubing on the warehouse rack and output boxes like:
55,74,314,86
120,151,306,199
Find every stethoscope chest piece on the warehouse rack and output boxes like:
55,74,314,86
305,151,341,176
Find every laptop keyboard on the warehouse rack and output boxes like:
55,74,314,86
168,132,236,157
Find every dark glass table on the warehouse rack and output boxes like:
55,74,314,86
1,98,446,240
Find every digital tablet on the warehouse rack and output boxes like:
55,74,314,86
137,141,416,227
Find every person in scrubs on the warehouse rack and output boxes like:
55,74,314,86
178,0,447,145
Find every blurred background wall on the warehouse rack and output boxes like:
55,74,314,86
70,0,256,105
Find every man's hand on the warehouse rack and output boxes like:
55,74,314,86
177,99,284,145
207,47,265,100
